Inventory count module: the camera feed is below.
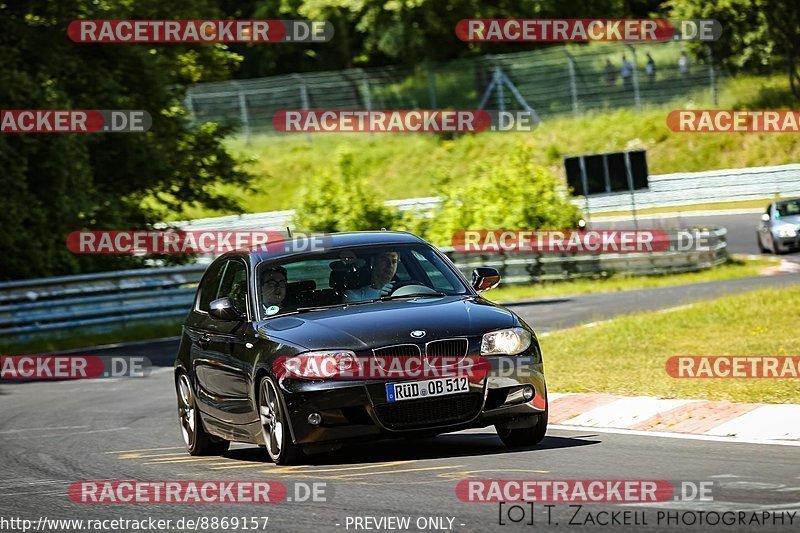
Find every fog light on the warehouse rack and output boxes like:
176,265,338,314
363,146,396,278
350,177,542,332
522,386,535,402
307,412,322,426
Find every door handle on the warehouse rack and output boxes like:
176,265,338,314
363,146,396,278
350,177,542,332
198,334,210,349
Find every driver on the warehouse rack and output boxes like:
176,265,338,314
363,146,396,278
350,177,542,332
343,251,399,303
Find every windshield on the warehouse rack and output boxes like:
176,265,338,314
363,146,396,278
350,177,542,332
256,244,470,319
775,200,800,218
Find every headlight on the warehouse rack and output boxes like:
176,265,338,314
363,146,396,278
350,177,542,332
776,225,798,238
481,327,532,355
279,350,360,379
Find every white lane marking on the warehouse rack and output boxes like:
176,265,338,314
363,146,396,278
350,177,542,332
0,426,87,434
550,424,800,446
560,396,698,429
706,405,800,441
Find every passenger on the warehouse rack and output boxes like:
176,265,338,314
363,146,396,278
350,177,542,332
261,266,288,316
343,251,399,303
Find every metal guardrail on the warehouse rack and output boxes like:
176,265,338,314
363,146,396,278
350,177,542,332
0,229,726,344
173,165,800,234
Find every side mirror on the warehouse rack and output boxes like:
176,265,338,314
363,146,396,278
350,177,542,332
761,213,770,222
471,267,501,292
209,297,244,321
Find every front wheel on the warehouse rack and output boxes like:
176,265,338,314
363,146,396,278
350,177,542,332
757,232,768,254
258,375,303,465
176,373,230,456
495,408,548,447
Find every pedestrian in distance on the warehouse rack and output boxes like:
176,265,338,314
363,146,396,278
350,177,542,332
620,55,633,90
679,51,690,79
645,52,656,84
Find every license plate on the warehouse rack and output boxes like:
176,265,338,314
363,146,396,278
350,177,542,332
385,376,469,403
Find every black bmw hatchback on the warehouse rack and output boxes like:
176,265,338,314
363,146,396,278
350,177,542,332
175,231,548,464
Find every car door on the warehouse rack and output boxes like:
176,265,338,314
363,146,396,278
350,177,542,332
190,256,255,426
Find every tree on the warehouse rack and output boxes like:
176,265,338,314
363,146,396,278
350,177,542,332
668,0,800,97
0,0,252,280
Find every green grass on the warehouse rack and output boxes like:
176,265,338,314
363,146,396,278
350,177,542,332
484,256,779,302
167,73,800,221
541,285,800,403
0,319,183,355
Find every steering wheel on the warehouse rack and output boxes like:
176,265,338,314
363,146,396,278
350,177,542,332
388,280,438,297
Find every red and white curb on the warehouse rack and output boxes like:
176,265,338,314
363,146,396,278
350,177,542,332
548,393,800,444
762,259,800,276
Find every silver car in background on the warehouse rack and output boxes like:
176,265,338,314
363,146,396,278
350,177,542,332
758,198,800,254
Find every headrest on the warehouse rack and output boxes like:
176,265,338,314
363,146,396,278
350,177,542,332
329,260,371,291
286,280,316,294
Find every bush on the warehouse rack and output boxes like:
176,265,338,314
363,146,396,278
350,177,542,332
293,149,398,232
420,143,582,246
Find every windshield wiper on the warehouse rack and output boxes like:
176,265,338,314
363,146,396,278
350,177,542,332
294,299,382,312
379,291,447,301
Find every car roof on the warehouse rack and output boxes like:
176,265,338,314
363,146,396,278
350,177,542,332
243,231,428,264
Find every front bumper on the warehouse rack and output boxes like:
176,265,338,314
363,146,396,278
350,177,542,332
278,355,547,445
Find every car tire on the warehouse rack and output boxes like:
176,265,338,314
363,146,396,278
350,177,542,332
257,374,303,465
176,372,230,456
772,235,783,255
495,408,548,447
757,233,768,254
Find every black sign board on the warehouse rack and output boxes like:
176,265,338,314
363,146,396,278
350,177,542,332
564,150,649,196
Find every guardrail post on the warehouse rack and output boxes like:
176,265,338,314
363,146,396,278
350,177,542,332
626,44,641,111
361,80,372,111
705,46,717,105
185,94,195,121
238,90,250,143
566,52,579,116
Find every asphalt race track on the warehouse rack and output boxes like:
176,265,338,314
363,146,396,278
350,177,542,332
2,212,799,533
593,209,800,257
1,367,799,533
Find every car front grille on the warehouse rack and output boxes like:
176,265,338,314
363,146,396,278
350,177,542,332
373,393,483,429
425,338,468,358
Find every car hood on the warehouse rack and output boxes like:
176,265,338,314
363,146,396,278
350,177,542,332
257,296,518,351
775,215,800,227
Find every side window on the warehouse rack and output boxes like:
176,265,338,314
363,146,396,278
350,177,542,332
217,260,248,314
196,259,248,314
197,261,226,312
411,250,457,292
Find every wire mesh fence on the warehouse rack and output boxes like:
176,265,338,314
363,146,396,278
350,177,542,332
187,41,721,138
